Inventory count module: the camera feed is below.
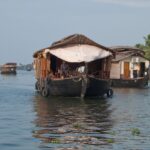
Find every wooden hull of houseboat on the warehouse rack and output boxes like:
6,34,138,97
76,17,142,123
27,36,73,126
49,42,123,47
1,70,16,75
47,77,82,97
111,77,148,88
38,76,112,97
85,77,111,97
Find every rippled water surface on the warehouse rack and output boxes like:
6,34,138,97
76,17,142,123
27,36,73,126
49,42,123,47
0,71,150,150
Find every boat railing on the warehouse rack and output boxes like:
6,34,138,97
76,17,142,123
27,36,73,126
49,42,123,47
90,71,110,79
47,70,84,80
45,70,111,80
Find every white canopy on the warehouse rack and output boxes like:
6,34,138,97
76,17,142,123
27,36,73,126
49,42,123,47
44,45,112,63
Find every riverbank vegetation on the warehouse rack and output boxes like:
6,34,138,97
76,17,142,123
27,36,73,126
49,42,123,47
135,34,150,60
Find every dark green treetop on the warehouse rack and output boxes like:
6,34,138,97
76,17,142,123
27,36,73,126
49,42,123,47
135,34,150,60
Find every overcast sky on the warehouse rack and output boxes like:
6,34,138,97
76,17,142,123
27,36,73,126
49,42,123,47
0,0,150,64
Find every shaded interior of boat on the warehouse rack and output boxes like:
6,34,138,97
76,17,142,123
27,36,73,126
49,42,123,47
34,53,113,98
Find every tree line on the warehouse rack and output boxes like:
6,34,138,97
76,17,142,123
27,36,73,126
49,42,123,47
135,34,150,60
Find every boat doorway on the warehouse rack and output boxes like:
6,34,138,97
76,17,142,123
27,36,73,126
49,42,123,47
124,62,130,79
140,62,145,77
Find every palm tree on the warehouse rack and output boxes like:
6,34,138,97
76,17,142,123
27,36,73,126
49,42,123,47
135,34,150,60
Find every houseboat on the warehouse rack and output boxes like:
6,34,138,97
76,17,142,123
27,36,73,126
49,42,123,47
0,63,17,74
26,64,33,71
33,34,115,98
110,46,149,88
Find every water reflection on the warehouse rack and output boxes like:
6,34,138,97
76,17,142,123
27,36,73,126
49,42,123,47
1,71,150,149
32,96,113,149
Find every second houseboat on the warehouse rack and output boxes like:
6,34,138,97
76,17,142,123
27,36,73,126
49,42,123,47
110,46,149,88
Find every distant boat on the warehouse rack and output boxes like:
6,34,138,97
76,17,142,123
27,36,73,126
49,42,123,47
33,34,115,98
26,66,32,71
0,63,17,74
110,46,149,88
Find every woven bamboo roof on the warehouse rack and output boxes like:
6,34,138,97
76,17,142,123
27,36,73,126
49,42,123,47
110,46,147,62
33,34,114,58
4,63,17,65
2,63,17,68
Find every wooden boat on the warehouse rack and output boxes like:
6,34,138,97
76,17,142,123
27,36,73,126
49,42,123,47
26,64,33,71
111,77,148,88
110,46,149,88
33,34,115,98
0,63,17,74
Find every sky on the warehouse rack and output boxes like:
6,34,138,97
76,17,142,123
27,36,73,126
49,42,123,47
0,0,150,64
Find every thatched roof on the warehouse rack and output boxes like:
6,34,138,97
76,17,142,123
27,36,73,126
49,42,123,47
50,34,113,51
4,63,17,66
2,63,17,68
110,46,145,54
33,50,42,58
110,46,147,62
33,34,114,58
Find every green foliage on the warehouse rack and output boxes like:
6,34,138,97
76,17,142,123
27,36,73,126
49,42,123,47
106,138,114,143
73,123,83,129
131,128,140,136
135,43,145,49
50,138,60,144
135,34,150,60
144,34,150,47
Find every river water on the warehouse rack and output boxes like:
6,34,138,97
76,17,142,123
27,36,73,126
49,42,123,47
0,71,150,150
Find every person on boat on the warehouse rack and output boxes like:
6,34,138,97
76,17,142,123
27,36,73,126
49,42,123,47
60,61,69,77
77,66,85,73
